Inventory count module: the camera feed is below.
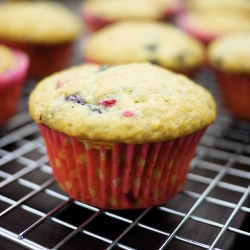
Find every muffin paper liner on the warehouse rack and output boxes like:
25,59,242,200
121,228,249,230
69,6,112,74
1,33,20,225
39,125,206,209
0,40,73,79
80,11,115,33
215,70,250,120
176,13,216,45
0,49,29,125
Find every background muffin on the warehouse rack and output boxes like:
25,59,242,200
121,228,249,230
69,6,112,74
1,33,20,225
29,63,216,209
185,0,250,14
81,0,181,32
83,21,205,77
208,32,250,120
0,1,82,79
177,10,250,45
0,44,29,125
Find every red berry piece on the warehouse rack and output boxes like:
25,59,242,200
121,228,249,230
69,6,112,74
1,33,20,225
122,110,134,117
56,80,65,89
99,98,117,108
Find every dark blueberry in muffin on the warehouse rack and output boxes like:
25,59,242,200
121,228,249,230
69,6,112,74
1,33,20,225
149,60,160,66
65,94,103,113
96,64,109,73
65,93,86,105
146,44,158,52
87,104,103,114
176,54,186,66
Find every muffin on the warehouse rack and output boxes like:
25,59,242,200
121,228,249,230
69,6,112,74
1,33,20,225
29,63,216,209
185,0,250,14
83,21,205,77
0,1,82,79
81,0,181,32
208,32,250,120
177,10,250,45
0,44,29,125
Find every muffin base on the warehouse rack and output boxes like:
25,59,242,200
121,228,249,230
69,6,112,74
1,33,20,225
215,70,250,120
39,125,205,209
0,50,29,125
0,39,74,79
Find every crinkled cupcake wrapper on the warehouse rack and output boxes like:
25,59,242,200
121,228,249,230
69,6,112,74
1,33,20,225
39,125,206,209
215,70,250,120
0,50,29,125
0,39,73,79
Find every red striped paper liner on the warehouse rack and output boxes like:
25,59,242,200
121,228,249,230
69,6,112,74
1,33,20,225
39,125,206,209
215,70,250,120
176,13,217,46
0,49,29,125
0,39,73,79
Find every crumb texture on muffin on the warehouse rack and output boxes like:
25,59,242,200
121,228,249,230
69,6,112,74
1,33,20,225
29,63,216,144
84,21,205,70
0,45,16,73
208,32,250,73
0,1,82,43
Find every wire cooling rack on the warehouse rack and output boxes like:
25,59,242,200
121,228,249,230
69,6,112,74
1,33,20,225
0,67,250,250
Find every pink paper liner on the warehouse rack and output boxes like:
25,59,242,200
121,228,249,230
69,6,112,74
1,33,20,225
39,125,206,209
0,39,74,79
0,49,29,125
176,13,217,46
215,70,250,120
80,11,115,33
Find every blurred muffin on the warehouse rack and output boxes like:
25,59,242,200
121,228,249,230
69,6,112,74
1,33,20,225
29,63,216,209
0,44,29,125
177,10,250,45
81,0,181,32
83,21,205,77
208,32,250,120
0,1,82,79
185,0,250,14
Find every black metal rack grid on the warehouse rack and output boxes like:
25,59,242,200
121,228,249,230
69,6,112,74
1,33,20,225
0,67,250,250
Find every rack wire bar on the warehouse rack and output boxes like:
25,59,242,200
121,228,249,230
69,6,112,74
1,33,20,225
158,164,230,250
209,185,250,249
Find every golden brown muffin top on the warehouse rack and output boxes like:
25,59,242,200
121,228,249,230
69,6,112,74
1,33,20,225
0,45,16,73
182,10,250,37
29,63,216,144
208,32,250,73
0,1,82,43
83,21,205,70
81,0,179,21
186,0,250,14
